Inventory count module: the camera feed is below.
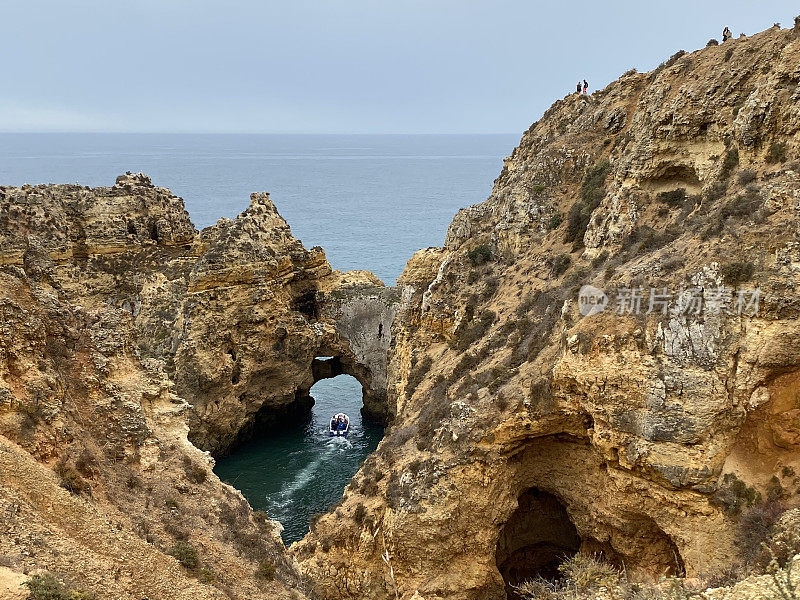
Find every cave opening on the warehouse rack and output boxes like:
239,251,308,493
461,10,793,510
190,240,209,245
496,488,582,596
214,366,384,544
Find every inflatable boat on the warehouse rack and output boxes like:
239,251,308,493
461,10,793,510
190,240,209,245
329,413,350,437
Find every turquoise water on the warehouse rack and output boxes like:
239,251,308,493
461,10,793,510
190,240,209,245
214,376,383,543
0,133,515,543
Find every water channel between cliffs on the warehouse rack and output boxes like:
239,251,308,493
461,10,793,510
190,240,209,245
213,374,383,544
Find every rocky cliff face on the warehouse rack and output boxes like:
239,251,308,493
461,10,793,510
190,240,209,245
295,24,800,600
3,21,800,600
0,173,394,598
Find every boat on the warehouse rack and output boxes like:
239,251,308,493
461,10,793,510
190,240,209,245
329,413,350,437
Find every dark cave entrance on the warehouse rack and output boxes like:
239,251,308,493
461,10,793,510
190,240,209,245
496,488,582,595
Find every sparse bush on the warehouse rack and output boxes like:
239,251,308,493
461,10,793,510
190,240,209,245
18,401,45,434
712,472,761,515
565,159,611,246
705,181,728,203
707,38,719,46
546,213,563,230
24,573,97,600
405,356,433,399
198,568,217,584
658,188,687,206
720,148,740,181
533,184,546,194
767,141,788,164
257,559,276,580
169,541,199,570
74,450,99,479
53,460,89,496
718,185,762,222
550,254,572,277
738,501,786,568
721,261,755,286
591,251,609,268
468,244,493,266
183,457,207,484
737,169,757,185
481,277,499,299
25,573,67,600
353,503,367,525
558,553,620,592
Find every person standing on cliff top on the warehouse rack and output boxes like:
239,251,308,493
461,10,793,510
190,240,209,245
723,26,732,41
577,81,582,94
583,80,588,94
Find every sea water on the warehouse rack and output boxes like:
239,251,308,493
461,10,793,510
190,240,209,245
0,132,516,542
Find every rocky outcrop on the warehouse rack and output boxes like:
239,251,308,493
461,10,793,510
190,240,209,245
0,172,396,598
295,24,800,600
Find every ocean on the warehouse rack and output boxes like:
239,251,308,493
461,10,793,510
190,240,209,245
0,133,516,283
0,132,517,543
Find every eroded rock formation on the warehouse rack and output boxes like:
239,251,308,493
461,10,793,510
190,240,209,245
295,24,800,600
0,173,394,598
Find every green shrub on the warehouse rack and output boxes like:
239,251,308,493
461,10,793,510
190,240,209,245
712,473,761,515
467,245,492,266
257,559,277,580
546,213,563,230
24,574,96,600
721,262,755,285
658,188,687,206
550,254,571,277
169,541,199,570
767,141,788,164
564,159,611,246
533,184,546,194
198,568,218,584
25,574,67,600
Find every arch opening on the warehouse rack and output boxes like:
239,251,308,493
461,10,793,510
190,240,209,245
496,488,582,596
214,369,385,544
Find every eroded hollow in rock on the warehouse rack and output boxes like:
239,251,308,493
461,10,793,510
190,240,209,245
496,488,581,593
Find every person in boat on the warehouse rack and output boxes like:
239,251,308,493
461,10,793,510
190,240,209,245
331,415,338,430
337,417,347,433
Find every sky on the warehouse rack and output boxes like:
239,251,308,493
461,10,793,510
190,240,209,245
1,0,798,134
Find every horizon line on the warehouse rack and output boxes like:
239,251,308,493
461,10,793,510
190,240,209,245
0,130,521,136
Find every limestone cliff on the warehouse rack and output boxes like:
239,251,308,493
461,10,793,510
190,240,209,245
0,173,393,598
295,23,800,600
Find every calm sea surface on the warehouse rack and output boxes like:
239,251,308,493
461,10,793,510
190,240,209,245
0,132,516,543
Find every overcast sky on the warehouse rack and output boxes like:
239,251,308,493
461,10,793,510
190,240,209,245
2,1,797,134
